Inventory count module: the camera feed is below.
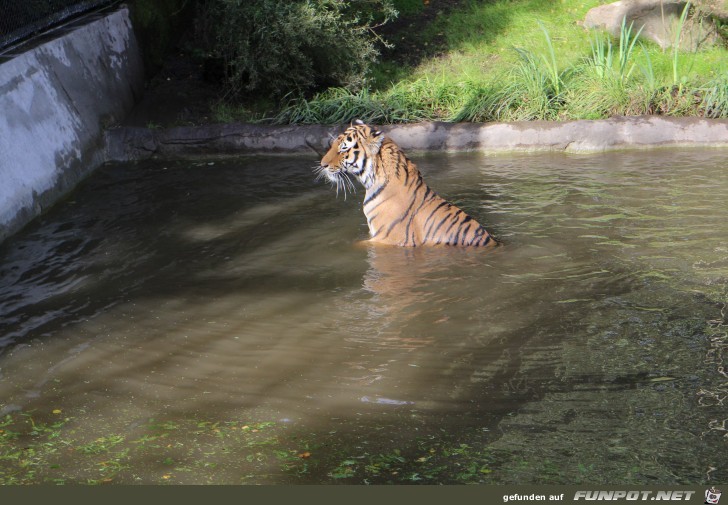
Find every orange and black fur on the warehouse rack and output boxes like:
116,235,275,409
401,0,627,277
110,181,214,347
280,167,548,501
317,120,497,247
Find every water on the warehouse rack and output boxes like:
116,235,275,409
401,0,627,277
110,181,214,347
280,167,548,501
0,150,726,484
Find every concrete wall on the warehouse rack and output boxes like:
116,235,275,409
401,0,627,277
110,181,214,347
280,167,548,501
0,7,143,243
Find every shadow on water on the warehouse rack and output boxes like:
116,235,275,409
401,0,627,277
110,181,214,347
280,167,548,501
0,149,726,484
0,157,323,348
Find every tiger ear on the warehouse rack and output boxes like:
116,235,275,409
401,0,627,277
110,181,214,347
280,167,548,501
353,119,365,126
370,127,385,153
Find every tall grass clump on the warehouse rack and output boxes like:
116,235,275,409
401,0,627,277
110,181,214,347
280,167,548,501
700,72,728,118
672,2,693,87
274,78,495,124
273,84,438,124
387,78,489,121
449,82,500,122
485,25,567,121
565,18,650,118
538,21,563,97
643,2,727,116
501,48,562,119
273,88,401,124
615,18,643,83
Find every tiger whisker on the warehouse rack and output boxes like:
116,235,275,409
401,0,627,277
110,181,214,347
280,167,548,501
312,165,327,182
313,163,356,200
341,171,356,194
335,175,345,199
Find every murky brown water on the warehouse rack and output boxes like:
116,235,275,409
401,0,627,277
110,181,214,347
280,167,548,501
0,149,726,484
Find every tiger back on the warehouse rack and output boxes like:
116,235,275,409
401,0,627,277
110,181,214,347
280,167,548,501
318,120,497,248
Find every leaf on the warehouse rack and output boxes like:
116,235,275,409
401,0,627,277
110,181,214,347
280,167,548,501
649,376,677,382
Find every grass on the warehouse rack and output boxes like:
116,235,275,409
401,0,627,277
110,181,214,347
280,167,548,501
261,0,728,124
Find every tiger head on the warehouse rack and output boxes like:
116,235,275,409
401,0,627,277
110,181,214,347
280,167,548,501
317,120,384,193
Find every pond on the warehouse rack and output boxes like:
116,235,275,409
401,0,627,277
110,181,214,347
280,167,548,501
0,149,726,484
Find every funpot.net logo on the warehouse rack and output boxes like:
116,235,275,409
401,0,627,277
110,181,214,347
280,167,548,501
573,490,696,501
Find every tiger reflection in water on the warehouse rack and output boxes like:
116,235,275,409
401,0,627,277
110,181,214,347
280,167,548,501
357,244,498,352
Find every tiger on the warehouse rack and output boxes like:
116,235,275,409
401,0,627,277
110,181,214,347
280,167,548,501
316,120,498,248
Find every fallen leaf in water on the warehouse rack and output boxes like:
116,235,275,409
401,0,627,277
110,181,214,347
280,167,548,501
650,376,677,382
298,451,312,459
52,409,62,414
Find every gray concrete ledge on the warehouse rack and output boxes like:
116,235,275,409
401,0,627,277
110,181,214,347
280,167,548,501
0,7,143,244
105,116,728,161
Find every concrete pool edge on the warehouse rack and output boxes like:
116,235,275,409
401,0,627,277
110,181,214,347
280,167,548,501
105,116,728,160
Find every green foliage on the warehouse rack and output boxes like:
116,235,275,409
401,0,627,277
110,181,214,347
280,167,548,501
273,79,497,124
488,25,568,121
129,0,193,73
538,21,562,96
273,87,397,124
616,18,643,83
250,0,728,123
197,0,397,99
390,0,424,16
563,18,649,118
701,71,728,117
673,2,694,87
449,83,500,122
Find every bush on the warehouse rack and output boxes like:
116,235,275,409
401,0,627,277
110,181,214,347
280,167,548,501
197,0,397,99
129,0,194,74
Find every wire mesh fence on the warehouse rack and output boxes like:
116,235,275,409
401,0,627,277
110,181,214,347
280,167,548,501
0,0,118,53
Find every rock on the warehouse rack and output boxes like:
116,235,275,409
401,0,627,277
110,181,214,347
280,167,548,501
693,0,728,21
584,0,719,50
